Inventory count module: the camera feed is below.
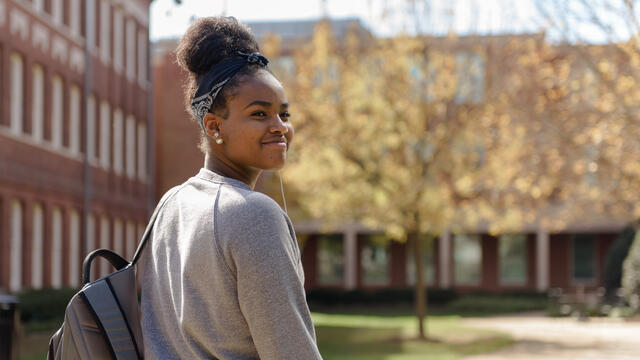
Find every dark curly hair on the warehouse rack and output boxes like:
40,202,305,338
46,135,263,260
176,16,264,123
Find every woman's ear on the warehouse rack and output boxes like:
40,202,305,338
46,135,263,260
202,113,220,138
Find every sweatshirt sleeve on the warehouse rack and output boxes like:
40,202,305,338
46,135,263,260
220,192,322,360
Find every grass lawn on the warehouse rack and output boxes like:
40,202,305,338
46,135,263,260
17,312,513,360
313,312,513,360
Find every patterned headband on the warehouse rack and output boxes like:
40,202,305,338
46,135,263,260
190,51,269,129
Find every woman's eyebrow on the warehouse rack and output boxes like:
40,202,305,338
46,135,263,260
243,100,271,109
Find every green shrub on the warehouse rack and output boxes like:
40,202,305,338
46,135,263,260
444,293,548,316
306,287,458,306
604,226,635,299
18,287,78,323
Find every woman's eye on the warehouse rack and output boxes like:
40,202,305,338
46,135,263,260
280,112,291,120
251,111,266,117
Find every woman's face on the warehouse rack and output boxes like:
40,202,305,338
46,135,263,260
214,70,294,172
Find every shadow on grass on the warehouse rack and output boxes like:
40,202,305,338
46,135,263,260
316,324,513,360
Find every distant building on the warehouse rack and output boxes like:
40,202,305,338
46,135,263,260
0,0,153,293
152,17,623,295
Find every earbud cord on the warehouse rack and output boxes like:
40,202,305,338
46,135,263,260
278,170,288,214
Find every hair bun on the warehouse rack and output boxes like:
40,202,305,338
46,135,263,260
176,16,259,77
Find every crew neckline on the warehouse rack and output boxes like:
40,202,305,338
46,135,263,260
195,168,252,191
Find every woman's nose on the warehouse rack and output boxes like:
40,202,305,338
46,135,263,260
270,115,289,134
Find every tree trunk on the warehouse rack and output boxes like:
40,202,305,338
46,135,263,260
411,232,428,340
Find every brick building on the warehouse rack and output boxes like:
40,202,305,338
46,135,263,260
0,0,153,293
152,18,623,294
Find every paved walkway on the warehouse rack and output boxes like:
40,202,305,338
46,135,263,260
462,314,640,360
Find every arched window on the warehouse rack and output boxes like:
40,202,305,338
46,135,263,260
69,210,81,287
51,207,63,288
31,203,44,289
10,200,23,292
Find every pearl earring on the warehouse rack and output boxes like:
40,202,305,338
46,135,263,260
214,131,223,144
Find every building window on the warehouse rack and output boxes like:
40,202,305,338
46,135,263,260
100,216,110,277
454,52,485,104
113,8,124,73
126,115,136,178
70,0,81,35
100,0,110,63
137,123,146,181
86,213,96,258
113,109,124,174
126,18,136,81
137,223,145,255
99,101,111,169
69,85,81,154
51,0,63,25
32,64,45,142
31,203,44,289
113,218,123,256
10,52,24,135
51,75,64,148
87,95,97,164
454,234,481,285
361,235,390,286
52,207,63,288
572,234,596,282
33,0,44,12
126,221,136,260
10,200,23,292
499,234,527,285
69,210,81,287
138,30,147,85
317,234,344,285
406,235,435,286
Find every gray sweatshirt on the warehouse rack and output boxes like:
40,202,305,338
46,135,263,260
139,168,322,359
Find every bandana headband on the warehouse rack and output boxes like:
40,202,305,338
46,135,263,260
191,51,269,130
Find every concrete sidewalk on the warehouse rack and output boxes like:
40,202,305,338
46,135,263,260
462,314,640,360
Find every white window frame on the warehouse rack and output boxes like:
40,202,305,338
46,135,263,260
52,75,64,149
126,221,135,260
99,101,111,169
113,109,124,174
52,207,63,288
10,52,23,136
87,95,97,164
113,8,124,73
100,216,111,277
70,85,81,154
51,0,63,25
33,0,44,12
32,203,44,289
137,122,146,181
86,213,96,258
10,200,23,292
113,218,123,255
69,210,81,287
32,64,45,142
70,0,81,35
100,0,111,64
137,30,147,86
126,115,136,178
126,18,136,81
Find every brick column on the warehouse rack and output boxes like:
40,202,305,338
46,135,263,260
344,226,358,290
439,230,451,288
536,229,550,291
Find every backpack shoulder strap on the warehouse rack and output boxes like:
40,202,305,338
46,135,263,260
131,185,183,265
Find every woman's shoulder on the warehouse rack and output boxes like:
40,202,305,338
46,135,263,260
217,185,285,218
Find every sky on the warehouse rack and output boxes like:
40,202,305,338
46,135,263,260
150,0,542,41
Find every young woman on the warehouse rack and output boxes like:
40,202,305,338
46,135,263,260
139,17,322,359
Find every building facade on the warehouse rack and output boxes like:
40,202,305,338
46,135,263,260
152,18,624,294
0,0,152,293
